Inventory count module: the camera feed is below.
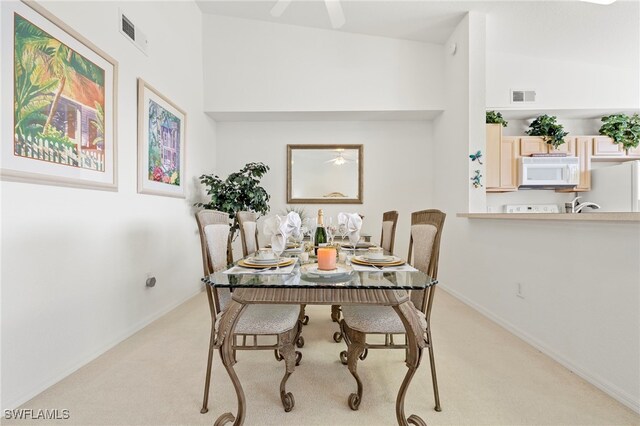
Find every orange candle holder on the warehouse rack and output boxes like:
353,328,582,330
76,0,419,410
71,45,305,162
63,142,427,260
317,247,337,271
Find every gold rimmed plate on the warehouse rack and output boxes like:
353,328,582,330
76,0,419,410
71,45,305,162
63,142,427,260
238,258,296,269
359,254,398,263
341,242,374,249
351,256,405,267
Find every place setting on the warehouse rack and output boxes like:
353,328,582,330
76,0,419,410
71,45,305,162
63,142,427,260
300,246,354,283
226,211,302,276
350,246,418,272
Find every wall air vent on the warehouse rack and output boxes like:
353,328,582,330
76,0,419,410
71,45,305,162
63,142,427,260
118,10,148,56
511,89,536,104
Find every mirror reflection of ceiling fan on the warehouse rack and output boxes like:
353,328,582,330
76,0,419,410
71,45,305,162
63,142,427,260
271,0,346,29
324,149,355,166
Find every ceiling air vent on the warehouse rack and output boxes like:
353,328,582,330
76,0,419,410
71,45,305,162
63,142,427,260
118,10,148,56
511,89,536,104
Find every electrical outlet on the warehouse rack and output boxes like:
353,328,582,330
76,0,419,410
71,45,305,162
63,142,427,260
516,282,525,299
146,273,156,288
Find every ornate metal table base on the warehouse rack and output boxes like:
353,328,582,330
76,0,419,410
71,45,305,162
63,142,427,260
213,288,428,426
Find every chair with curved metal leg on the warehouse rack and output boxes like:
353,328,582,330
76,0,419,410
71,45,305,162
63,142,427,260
196,210,303,415
237,211,310,335
336,209,445,413
332,210,398,334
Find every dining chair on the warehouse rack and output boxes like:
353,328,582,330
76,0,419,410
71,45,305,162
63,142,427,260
196,210,304,415
330,211,398,324
335,209,445,412
237,211,259,258
237,211,310,331
380,210,399,254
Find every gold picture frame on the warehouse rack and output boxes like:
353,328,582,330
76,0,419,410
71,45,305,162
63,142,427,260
287,144,363,204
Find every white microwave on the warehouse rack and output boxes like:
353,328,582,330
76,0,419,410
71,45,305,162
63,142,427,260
518,157,580,189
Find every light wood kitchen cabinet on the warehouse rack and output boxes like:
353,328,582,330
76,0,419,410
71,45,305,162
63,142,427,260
486,124,518,192
520,137,548,156
593,136,624,156
486,124,501,189
549,137,576,156
557,137,591,193
500,137,519,190
521,136,576,156
626,144,640,157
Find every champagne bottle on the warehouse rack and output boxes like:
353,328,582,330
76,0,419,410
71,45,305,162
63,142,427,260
314,209,328,255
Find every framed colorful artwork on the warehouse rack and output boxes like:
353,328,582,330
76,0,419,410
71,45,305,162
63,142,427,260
137,79,186,198
0,0,118,190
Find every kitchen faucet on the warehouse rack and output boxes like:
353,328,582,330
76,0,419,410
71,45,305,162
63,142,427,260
567,196,601,213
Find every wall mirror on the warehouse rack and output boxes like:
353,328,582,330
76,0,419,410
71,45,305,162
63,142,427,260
287,144,363,204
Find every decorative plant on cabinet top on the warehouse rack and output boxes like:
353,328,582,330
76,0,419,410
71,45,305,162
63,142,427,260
196,162,271,239
599,113,640,154
526,114,568,149
486,111,508,127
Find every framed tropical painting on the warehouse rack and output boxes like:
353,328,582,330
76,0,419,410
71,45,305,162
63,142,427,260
0,1,117,190
137,79,186,198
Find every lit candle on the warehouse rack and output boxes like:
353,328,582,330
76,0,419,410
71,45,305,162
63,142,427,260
317,247,337,271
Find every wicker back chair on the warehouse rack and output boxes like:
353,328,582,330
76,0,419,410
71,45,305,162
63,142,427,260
237,211,259,258
195,210,304,415
379,210,399,253
407,209,446,315
335,209,446,413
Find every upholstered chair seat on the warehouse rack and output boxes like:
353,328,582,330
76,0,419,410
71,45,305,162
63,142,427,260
335,209,446,414
196,210,303,415
341,305,427,334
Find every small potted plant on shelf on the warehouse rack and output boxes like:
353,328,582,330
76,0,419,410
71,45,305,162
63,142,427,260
195,162,271,241
486,111,508,127
526,114,568,149
598,113,640,155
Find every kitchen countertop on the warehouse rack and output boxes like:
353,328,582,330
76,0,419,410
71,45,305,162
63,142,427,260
457,213,640,222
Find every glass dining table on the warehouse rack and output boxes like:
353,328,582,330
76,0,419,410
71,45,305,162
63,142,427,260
202,260,437,426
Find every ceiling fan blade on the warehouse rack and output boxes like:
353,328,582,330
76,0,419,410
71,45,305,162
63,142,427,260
271,0,292,18
324,0,345,29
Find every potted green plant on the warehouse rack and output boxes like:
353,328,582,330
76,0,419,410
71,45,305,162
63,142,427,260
526,114,568,149
599,113,640,154
196,162,271,239
486,111,508,127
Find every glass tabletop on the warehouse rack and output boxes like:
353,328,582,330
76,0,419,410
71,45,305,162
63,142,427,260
202,262,436,290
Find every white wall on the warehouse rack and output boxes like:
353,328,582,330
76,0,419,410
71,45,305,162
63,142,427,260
435,13,640,413
486,1,640,109
0,0,216,409
202,15,444,113
215,121,433,259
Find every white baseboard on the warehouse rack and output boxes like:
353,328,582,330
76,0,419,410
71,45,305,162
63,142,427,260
439,284,640,414
3,287,205,411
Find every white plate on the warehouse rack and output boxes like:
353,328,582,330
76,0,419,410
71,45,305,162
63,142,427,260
341,242,373,249
361,255,397,263
305,265,351,277
245,257,290,266
356,255,401,264
284,247,303,253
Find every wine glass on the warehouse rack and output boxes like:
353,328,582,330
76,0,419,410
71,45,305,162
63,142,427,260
272,234,285,272
348,231,359,256
338,223,348,245
327,217,337,245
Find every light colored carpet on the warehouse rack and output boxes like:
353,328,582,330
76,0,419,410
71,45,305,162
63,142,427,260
9,289,639,425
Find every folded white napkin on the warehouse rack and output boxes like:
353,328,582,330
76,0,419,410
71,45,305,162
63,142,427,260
263,215,284,253
338,212,363,245
263,212,302,253
283,211,302,240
